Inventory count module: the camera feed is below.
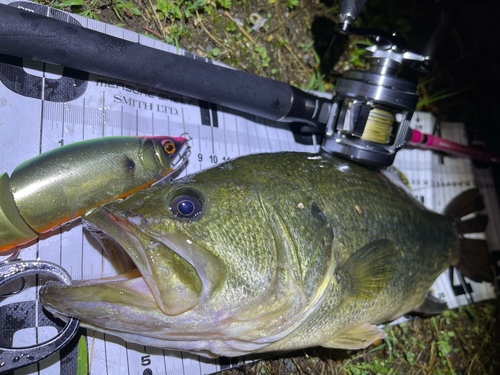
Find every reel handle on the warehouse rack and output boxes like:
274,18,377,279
338,0,368,24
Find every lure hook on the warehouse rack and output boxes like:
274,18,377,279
179,132,193,142
0,260,80,372
170,135,192,171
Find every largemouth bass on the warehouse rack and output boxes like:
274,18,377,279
40,152,493,356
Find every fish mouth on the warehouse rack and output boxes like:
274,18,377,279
39,203,203,326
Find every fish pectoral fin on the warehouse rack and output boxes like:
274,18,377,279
412,291,448,315
321,324,387,350
338,239,398,300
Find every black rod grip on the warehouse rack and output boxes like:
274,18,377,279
0,4,298,122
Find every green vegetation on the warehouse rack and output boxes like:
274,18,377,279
302,48,327,92
286,0,298,10
51,0,99,20
50,0,142,21
339,301,500,375
114,0,141,21
76,335,88,375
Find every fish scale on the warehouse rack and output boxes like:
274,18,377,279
202,182,277,306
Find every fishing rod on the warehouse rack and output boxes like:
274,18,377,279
0,0,496,168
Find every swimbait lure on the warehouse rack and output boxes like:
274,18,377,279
0,135,189,252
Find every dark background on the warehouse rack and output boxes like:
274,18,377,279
316,0,500,192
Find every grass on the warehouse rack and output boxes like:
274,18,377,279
50,0,141,21
155,0,232,46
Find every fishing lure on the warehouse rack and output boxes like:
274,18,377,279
0,135,189,252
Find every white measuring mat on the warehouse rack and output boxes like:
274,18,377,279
0,1,497,374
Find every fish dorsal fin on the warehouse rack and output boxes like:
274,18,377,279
338,239,398,300
322,323,387,350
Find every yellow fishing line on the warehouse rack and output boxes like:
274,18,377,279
361,108,395,144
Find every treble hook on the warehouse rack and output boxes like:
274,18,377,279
179,132,193,142
0,260,80,372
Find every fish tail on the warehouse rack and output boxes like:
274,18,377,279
444,189,495,283
444,188,485,218
455,214,489,234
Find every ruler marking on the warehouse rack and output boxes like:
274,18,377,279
152,112,155,136
235,115,241,156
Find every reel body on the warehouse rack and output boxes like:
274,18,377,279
322,69,419,167
321,5,430,167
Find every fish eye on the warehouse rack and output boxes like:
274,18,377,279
171,195,201,218
164,141,176,154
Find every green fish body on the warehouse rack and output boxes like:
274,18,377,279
41,152,471,356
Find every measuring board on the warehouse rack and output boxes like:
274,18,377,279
0,1,497,374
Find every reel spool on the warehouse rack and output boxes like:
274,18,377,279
322,68,419,167
361,108,395,144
